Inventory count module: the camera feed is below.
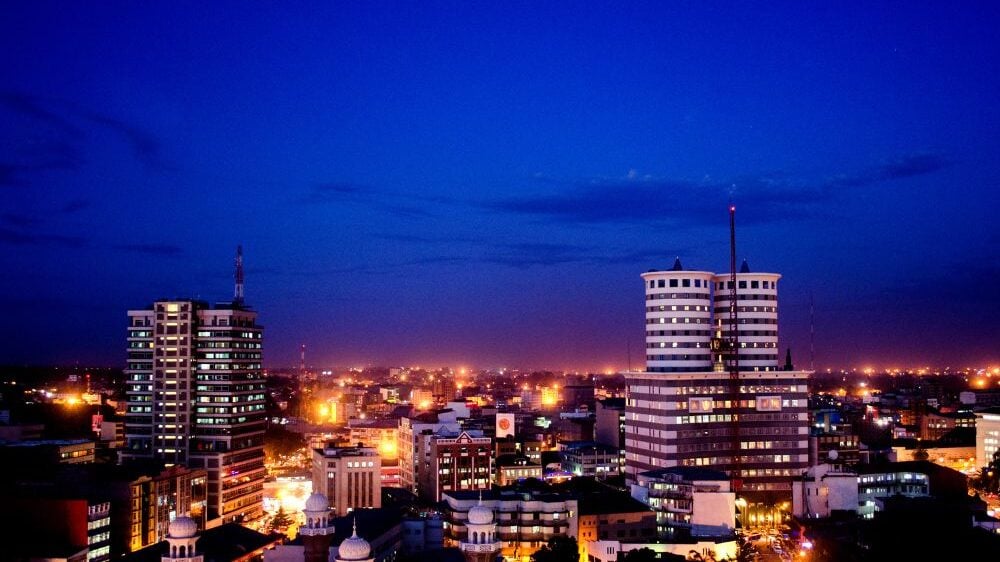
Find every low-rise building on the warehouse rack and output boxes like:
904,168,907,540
577,491,656,560
495,454,543,486
584,538,738,562
976,408,1000,471
791,463,859,519
558,441,621,479
442,489,578,562
631,467,735,541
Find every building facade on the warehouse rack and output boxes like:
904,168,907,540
443,490,578,562
418,430,492,502
123,298,266,523
312,446,382,516
626,260,810,498
631,467,736,540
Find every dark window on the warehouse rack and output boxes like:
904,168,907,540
682,279,691,287
669,279,678,287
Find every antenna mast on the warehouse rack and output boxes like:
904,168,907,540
727,205,742,491
809,293,816,371
234,245,245,305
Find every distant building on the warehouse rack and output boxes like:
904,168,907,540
560,381,595,411
312,446,382,516
920,409,975,441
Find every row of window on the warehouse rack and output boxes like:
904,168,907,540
646,305,711,312
645,317,710,325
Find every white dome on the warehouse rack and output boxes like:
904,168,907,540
337,524,371,561
304,492,329,512
169,516,198,539
467,504,494,525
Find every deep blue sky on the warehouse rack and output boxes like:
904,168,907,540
1,2,997,370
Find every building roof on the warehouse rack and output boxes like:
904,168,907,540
121,523,281,562
578,492,653,516
639,466,731,482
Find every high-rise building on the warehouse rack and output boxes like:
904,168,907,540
123,250,266,523
311,445,382,516
626,258,810,500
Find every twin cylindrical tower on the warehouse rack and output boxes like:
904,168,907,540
642,259,780,373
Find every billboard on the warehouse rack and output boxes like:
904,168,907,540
496,413,515,438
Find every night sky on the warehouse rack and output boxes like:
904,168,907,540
2,2,997,370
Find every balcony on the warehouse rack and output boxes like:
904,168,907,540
461,543,499,553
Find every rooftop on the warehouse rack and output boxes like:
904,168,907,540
639,466,731,482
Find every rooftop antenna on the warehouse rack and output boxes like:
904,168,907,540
727,204,742,492
234,245,245,305
809,292,816,371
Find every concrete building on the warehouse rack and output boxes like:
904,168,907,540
791,463,859,519
594,398,625,450
627,260,809,499
577,492,656,547
123,291,266,523
558,441,622,479
976,407,1000,471
920,409,975,441
631,467,736,541
418,430,492,502
495,454,543,486
442,489,578,562
0,438,95,465
397,411,462,496
584,538,738,562
312,446,382,516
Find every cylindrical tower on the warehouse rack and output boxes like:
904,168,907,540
712,261,780,371
641,258,715,373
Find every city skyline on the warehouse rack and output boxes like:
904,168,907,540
2,3,998,369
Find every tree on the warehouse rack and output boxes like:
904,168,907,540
622,548,659,562
531,536,579,562
268,506,293,533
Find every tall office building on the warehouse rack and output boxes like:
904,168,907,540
123,248,266,523
627,258,809,500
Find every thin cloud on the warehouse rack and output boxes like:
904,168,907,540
487,153,950,224
302,182,436,218
0,227,87,247
0,90,171,179
113,243,184,257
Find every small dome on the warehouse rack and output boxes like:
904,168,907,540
338,521,371,561
468,503,494,525
168,516,198,539
304,492,329,512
